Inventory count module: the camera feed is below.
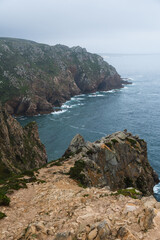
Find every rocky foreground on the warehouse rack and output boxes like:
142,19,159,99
0,38,129,116
0,131,160,239
0,157,160,240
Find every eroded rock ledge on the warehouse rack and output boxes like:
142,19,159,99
64,130,159,195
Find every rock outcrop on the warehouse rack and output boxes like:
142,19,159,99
0,104,47,178
0,38,130,115
65,130,159,195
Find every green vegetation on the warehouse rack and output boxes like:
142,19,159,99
69,160,86,187
50,161,62,166
49,157,67,167
106,142,112,148
0,194,10,206
0,170,44,207
63,151,75,159
126,137,137,147
83,194,89,197
112,188,141,199
111,139,118,144
0,211,6,219
99,193,108,198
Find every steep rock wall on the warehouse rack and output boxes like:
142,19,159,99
0,105,47,178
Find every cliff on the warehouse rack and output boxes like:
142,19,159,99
64,131,159,195
0,38,129,115
0,104,47,178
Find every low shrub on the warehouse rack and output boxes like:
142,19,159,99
0,194,10,206
0,211,6,219
69,160,86,187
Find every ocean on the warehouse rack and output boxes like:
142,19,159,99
18,54,160,200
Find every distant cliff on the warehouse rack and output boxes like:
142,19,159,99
0,38,129,115
0,104,47,178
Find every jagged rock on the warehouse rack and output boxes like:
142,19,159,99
117,227,137,240
0,104,47,177
0,38,130,115
67,130,159,195
63,134,85,157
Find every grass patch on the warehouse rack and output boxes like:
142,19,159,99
0,171,43,207
0,211,6,219
112,188,141,199
0,194,10,206
69,160,87,187
83,194,89,197
126,137,137,147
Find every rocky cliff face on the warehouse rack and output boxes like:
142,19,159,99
0,38,129,115
0,104,47,178
64,131,159,195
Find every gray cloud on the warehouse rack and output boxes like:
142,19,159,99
0,0,160,53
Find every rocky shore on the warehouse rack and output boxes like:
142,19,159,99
0,38,130,116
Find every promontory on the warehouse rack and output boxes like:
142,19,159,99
0,37,129,115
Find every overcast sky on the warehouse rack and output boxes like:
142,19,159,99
0,0,160,54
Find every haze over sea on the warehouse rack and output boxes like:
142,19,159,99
18,54,160,200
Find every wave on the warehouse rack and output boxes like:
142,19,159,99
51,109,68,115
77,103,84,106
122,77,134,81
106,89,115,93
61,104,77,109
88,94,104,97
153,182,160,194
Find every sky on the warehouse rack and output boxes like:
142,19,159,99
0,0,160,54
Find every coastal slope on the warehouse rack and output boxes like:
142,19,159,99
0,131,159,239
0,38,128,115
0,148,160,240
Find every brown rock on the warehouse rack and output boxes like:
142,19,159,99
0,104,47,176
88,228,98,240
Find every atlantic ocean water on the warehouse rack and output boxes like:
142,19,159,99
18,54,160,200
